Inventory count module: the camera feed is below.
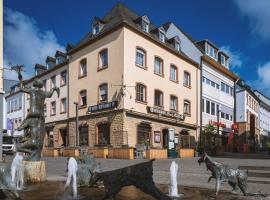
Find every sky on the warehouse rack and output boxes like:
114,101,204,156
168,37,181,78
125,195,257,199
3,0,270,98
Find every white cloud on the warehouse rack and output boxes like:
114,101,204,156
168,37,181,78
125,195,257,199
3,8,65,80
251,62,270,98
233,0,270,41
220,46,243,68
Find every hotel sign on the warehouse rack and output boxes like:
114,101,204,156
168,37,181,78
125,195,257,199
88,101,118,113
147,107,185,121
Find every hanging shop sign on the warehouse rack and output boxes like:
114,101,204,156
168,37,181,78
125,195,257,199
88,101,118,113
147,107,185,121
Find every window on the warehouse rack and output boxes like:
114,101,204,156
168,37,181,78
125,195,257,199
79,126,89,146
221,55,225,65
184,100,191,115
216,104,219,117
51,75,56,89
61,98,67,113
44,104,47,116
206,78,211,85
154,90,163,107
60,71,67,86
183,71,191,87
221,82,225,92
99,84,108,102
93,24,99,35
136,48,146,67
206,44,217,60
142,20,149,32
202,99,205,112
170,95,178,111
136,83,146,102
50,101,56,116
175,41,180,52
99,49,108,69
80,90,87,107
79,59,87,77
221,112,225,118
170,65,178,82
211,81,215,87
206,100,210,114
211,102,215,115
159,31,165,43
43,79,47,91
154,57,163,75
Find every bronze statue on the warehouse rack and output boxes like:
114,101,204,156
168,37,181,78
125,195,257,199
16,73,59,161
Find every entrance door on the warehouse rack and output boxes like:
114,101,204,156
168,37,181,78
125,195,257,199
162,129,168,149
60,129,67,147
97,123,110,146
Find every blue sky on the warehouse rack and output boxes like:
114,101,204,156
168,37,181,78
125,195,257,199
3,0,270,97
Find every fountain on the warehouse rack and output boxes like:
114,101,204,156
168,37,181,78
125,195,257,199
169,161,183,198
11,153,24,190
64,157,78,199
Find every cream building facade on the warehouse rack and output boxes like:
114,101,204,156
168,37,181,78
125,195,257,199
67,4,201,149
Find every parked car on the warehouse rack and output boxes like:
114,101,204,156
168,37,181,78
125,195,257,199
2,136,16,155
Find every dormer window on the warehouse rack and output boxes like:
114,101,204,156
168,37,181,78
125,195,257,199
159,32,165,43
142,20,149,33
206,43,218,60
93,24,100,34
141,15,150,33
92,17,105,35
158,27,166,43
175,40,180,52
221,55,225,65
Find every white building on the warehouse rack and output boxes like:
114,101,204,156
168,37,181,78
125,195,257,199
5,84,25,137
235,80,260,151
254,90,270,149
164,24,238,148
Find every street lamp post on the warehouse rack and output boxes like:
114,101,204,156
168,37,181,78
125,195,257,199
74,102,79,146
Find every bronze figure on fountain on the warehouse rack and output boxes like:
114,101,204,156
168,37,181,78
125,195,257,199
14,65,60,161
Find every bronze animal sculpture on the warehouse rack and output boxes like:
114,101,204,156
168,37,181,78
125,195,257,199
198,152,248,195
89,159,171,200
16,78,59,161
198,152,269,197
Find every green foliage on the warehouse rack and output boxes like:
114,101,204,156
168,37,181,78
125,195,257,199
267,142,270,149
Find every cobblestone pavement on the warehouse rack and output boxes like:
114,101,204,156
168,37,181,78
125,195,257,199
4,155,270,198
34,156,270,196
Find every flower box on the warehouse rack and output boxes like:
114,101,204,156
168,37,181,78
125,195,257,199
42,148,59,157
89,147,109,158
146,149,167,159
179,148,195,158
108,148,134,160
63,148,80,157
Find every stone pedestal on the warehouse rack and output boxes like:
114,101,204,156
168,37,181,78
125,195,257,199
23,161,46,183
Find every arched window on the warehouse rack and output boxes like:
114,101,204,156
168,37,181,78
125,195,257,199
136,83,147,102
170,95,178,111
79,90,87,107
170,64,178,82
183,99,191,115
135,47,146,68
154,56,163,76
99,48,108,69
79,58,87,77
183,71,191,87
154,90,164,107
99,83,108,102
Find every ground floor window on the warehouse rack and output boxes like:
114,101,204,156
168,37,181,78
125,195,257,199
79,126,89,146
97,123,110,146
137,123,151,146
